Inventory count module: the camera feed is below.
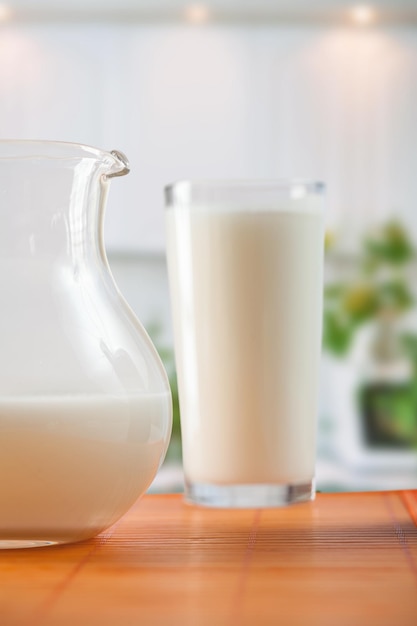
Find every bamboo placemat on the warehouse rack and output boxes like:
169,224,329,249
1,491,416,626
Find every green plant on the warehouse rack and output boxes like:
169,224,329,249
323,220,416,357
324,219,417,448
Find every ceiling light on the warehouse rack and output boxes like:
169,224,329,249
0,4,12,22
184,3,211,25
351,5,376,26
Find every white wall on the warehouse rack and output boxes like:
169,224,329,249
0,21,416,252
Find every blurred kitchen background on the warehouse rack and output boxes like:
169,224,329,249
1,0,416,492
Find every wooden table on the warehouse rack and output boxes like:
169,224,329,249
1,491,417,626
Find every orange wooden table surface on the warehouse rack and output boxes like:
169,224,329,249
1,491,417,626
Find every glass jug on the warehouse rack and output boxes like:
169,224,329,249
0,141,172,548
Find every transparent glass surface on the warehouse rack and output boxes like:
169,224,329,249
165,180,325,508
0,141,172,547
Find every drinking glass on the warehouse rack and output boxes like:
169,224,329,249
165,180,325,507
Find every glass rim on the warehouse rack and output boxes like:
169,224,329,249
165,178,325,207
166,178,324,188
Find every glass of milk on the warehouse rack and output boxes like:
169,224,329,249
165,180,325,507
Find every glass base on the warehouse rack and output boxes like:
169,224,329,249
184,478,315,508
0,539,58,550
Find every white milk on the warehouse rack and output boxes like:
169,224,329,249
166,205,324,486
0,392,171,543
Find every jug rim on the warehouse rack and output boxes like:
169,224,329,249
0,140,129,177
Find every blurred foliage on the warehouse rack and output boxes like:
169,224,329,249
364,221,415,268
324,219,417,448
323,219,416,357
359,336,417,449
359,380,417,448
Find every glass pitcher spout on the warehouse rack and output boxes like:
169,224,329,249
0,140,172,548
107,150,130,178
